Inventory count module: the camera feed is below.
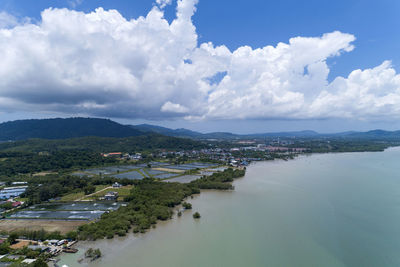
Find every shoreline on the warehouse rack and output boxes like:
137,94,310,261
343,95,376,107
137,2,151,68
54,189,233,266
55,147,400,265
57,146,400,266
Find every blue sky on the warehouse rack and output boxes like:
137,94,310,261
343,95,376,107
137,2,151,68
0,0,400,133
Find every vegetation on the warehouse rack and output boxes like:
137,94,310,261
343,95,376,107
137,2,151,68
21,175,134,204
85,248,102,260
0,202,13,210
0,229,69,242
190,168,245,190
0,150,117,177
182,202,192,209
293,139,394,153
0,117,142,141
77,168,245,240
0,241,10,254
0,134,206,178
0,134,206,154
7,232,18,244
84,186,133,201
193,212,201,219
31,258,48,267
83,185,96,195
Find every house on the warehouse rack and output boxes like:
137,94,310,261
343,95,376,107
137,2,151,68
57,239,67,246
22,259,37,264
47,239,59,246
102,152,122,158
112,182,122,188
241,161,249,166
11,201,22,208
28,245,49,252
129,153,142,160
104,191,119,201
11,182,28,186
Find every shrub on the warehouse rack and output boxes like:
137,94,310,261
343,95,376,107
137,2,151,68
193,212,201,219
182,202,192,209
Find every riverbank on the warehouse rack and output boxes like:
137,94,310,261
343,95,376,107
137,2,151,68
0,219,86,234
58,147,400,266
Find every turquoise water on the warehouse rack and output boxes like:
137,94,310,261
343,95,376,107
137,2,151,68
59,148,400,267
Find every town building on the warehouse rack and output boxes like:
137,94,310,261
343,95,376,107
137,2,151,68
104,191,119,201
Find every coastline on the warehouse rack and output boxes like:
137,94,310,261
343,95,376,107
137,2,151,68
54,190,231,266
55,156,305,266
55,146,400,266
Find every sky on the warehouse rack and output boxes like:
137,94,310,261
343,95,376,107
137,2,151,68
0,0,399,133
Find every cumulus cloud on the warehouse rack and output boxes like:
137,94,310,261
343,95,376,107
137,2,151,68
0,0,399,121
161,101,189,113
0,12,18,28
156,0,173,8
68,0,84,9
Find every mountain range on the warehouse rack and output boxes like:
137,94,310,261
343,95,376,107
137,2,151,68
0,117,143,141
130,124,322,139
131,124,400,140
0,117,400,141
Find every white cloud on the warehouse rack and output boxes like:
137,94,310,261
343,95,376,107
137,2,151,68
309,61,400,119
156,0,173,8
0,12,18,28
161,101,189,113
0,0,399,121
68,0,84,9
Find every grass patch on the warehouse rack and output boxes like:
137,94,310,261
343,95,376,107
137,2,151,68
61,185,110,201
61,191,85,201
14,197,29,202
83,186,133,201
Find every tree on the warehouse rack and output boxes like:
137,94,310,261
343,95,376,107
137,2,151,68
84,185,96,195
85,248,102,260
0,242,10,254
0,202,13,210
94,248,102,258
7,232,18,244
193,212,201,219
32,258,49,267
66,231,78,240
182,202,192,209
85,248,94,258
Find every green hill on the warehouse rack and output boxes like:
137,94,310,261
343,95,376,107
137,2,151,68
0,134,206,153
0,117,143,140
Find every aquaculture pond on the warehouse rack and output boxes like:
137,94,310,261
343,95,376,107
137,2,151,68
162,162,219,171
28,202,123,211
9,202,125,221
8,210,105,220
163,175,201,183
72,164,146,177
71,162,223,182
154,173,178,179
112,171,146,180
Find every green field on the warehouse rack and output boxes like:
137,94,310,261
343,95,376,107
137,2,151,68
61,185,110,201
83,186,133,201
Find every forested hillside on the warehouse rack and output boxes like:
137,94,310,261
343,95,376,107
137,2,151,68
0,117,143,140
